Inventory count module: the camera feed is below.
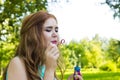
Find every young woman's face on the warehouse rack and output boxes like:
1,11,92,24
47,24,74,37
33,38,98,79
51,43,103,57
43,18,59,47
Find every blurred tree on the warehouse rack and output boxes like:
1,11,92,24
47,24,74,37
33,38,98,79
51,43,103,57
68,40,85,67
0,0,47,41
87,39,104,68
105,0,120,18
59,34,119,71
79,35,104,69
107,39,120,63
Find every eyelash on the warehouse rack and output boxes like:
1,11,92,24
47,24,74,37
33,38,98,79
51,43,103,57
55,29,58,32
45,29,58,32
46,29,51,32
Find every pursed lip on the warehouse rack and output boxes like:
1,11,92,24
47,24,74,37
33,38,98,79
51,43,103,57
51,40,57,44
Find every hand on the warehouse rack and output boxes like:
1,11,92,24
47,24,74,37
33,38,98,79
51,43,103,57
45,43,59,70
74,74,83,80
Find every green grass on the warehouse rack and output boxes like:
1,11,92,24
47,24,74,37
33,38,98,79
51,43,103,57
57,70,120,80
82,71,120,80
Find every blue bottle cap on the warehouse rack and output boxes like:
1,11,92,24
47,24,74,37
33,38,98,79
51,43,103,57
74,66,80,72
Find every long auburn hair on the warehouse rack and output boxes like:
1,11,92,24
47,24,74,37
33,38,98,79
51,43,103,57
3,10,63,80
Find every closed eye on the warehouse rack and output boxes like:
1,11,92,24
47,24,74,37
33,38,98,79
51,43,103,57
44,26,58,32
55,28,58,32
45,29,51,32
45,27,52,32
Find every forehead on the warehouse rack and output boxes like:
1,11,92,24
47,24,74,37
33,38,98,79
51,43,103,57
43,18,57,27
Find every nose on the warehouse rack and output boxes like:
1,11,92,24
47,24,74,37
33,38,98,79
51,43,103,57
52,31,57,37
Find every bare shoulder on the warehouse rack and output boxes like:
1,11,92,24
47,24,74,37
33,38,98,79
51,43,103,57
8,56,27,80
8,56,25,70
9,56,22,64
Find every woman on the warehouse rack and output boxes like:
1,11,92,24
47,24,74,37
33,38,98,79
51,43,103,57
3,10,62,80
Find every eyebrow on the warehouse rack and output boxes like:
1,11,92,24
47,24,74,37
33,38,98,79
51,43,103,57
45,26,58,29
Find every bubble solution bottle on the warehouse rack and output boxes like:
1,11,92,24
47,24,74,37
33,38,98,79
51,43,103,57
73,66,82,80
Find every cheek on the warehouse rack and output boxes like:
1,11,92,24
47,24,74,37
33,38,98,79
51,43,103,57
43,32,51,46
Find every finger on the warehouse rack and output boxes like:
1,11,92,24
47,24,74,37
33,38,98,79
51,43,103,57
53,52,59,60
48,46,59,60
45,43,55,53
50,46,59,55
51,51,59,57
52,48,59,56
53,49,59,56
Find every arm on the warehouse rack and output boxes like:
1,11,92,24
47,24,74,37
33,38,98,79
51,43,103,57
7,57,27,80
